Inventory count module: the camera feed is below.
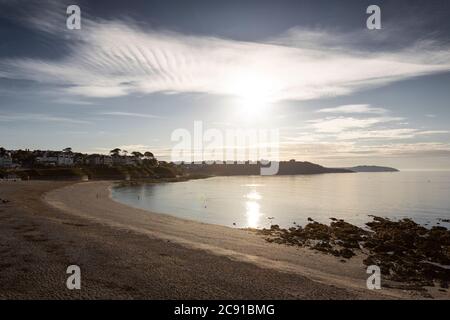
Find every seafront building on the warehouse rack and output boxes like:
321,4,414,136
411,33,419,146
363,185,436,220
0,154,13,168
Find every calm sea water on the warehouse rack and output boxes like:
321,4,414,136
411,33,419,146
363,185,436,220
111,171,450,229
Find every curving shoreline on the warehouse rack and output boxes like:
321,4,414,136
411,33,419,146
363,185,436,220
44,181,423,299
1,180,447,299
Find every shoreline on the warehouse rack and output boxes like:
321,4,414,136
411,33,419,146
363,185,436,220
105,182,449,298
44,181,433,299
1,180,447,299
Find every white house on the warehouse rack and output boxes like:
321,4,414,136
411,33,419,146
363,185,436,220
36,152,74,166
36,155,57,166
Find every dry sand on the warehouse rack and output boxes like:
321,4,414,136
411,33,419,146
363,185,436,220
0,180,442,299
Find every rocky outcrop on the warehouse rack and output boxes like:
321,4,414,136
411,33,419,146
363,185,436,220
255,216,450,292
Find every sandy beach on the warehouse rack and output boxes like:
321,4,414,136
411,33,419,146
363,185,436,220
0,180,445,299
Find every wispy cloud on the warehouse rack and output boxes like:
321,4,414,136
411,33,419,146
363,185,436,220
0,113,91,124
98,111,162,119
1,16,450,101
307,116,403,133
317,104,387,114
53,98,94,105
279,140,450,160
303,99,449,143
335,129,448,141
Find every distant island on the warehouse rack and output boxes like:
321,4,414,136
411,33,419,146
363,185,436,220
345,165,399,172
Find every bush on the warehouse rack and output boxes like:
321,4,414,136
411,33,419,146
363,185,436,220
154,166,176,178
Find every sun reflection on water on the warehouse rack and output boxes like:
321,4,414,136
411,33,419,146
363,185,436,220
245,190,263,228
245,190,262,200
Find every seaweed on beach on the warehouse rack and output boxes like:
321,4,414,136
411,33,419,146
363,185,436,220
255,216,450,291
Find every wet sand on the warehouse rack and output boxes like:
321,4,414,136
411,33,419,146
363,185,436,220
0,180,439,299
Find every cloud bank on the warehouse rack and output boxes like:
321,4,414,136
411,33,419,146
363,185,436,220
1,17,450,102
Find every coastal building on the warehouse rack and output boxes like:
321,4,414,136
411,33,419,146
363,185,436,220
36,155,57,166
0,154,13,168
56,153,74,166
36,152,74,166
87,155,113,166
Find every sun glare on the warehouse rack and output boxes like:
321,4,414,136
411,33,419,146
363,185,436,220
230,72,277,121
245,200,262,228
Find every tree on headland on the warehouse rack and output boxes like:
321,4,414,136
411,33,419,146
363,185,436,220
154,165,176,178
110,148,121,156
63,147,72,153
131,151,144,158
144,151,154,159
122,150,128,157
143,151,157,166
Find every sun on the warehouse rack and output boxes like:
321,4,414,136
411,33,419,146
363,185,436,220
231,72,275,120
239,91,268,118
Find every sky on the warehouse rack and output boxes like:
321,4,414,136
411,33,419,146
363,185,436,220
0,0,449,169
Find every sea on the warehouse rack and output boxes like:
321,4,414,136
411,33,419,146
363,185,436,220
111,171,450,229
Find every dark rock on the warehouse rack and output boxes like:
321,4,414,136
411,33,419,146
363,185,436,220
338,248,355,259
254,215,450,291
